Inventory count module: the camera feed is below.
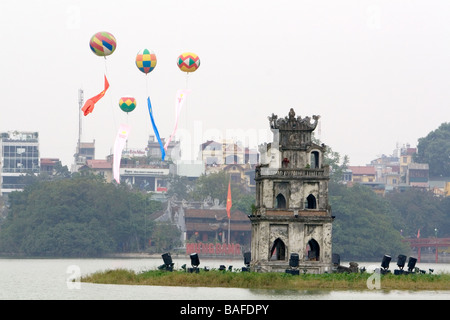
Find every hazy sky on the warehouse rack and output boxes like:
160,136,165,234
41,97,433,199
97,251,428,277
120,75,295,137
1,0,449,168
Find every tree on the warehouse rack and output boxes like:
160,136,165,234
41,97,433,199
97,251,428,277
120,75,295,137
189,171,254,213
190,171,230,202
313,134,349,183
149,222,182,253
385,188,448,238
330,182,410,261
0,175,165,257
414,122,450,177
324,146,350,183
166,174,194,200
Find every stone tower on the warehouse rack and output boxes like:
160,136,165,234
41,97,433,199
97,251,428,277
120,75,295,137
249,108,333,273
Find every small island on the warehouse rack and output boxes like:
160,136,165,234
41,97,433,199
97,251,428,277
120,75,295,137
81,267,449,291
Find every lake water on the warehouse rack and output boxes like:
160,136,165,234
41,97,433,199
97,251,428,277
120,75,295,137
0,257,449,300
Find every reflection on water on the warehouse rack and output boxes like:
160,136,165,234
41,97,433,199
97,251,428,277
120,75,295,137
0,257,448,300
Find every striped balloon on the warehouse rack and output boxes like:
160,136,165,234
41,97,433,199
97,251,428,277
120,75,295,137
177,52,200,73
89,31,117,57
136,49,157,74
119,97,137,113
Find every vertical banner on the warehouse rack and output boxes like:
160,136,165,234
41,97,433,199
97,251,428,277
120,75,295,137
113,124,130,183
164,89,191,150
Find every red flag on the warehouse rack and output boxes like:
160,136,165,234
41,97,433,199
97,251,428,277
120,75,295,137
82,75,110,116
226,180,232,219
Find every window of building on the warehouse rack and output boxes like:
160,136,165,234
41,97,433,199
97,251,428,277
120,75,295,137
306,239,320,261
270,238,286,260
275,193,287,209
305,194,316,209
310,151,320,169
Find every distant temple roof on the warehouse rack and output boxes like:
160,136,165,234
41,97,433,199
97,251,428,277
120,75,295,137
185,208,251,232
185,208,249,221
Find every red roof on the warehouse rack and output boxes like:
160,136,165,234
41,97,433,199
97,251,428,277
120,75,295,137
349,166,376,175
86,159,112,169
185,208,251,232
40,158,59,165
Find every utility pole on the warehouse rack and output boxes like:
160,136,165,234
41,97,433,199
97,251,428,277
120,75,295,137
77,89,83,164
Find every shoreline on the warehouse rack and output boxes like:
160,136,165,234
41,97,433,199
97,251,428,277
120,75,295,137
104,252,450,264
1,252,448,264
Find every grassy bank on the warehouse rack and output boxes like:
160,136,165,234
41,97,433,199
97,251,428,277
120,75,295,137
81,269,450,291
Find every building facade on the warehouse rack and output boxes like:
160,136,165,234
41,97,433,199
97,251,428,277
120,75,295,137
0,131,40,195
249,109,333,273
72,140,95,172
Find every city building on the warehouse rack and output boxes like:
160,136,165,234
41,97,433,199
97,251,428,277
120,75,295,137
0,131,40,195
147,135,179,161
342,143,434,195
72,140,95,172
199,139,259,191
399,144,417,176
348,166,376,183
72,135,180,194
406,163,429,188
199,139,259,166
184,208,251,246
40,158,61,175
79,158,113,182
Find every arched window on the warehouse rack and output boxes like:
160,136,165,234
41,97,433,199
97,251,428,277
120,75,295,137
270,238,286,260
310,151,320,169
306,194,316,209
306,239,320,261
276,193,287,209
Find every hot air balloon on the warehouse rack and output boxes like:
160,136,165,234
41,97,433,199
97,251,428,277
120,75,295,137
83,31,116,116
89,31,117,57
135,49,164,160
119,97,137,113
136,49,157,74
177,52,200,73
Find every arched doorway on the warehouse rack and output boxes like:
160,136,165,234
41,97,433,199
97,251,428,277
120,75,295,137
306,194,316,209
306,239,320,261
270,238,286,260
276,193,287,209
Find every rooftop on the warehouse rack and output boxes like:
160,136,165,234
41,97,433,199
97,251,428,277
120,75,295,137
348,166,376,175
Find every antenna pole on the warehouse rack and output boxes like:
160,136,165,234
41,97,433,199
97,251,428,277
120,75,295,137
78,89,84,159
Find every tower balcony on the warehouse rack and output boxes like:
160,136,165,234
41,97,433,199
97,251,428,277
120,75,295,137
249,207,334,222
255,167,329,180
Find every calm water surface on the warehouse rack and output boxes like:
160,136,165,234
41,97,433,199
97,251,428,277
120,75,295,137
0,257,448,300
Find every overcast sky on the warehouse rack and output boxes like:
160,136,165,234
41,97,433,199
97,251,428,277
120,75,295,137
1,0,449,168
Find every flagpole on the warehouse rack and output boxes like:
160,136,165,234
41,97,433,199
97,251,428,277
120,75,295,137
228,216,230,245
226,176,232,245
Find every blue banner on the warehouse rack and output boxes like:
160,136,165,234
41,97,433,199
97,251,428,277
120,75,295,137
147,96,166,161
